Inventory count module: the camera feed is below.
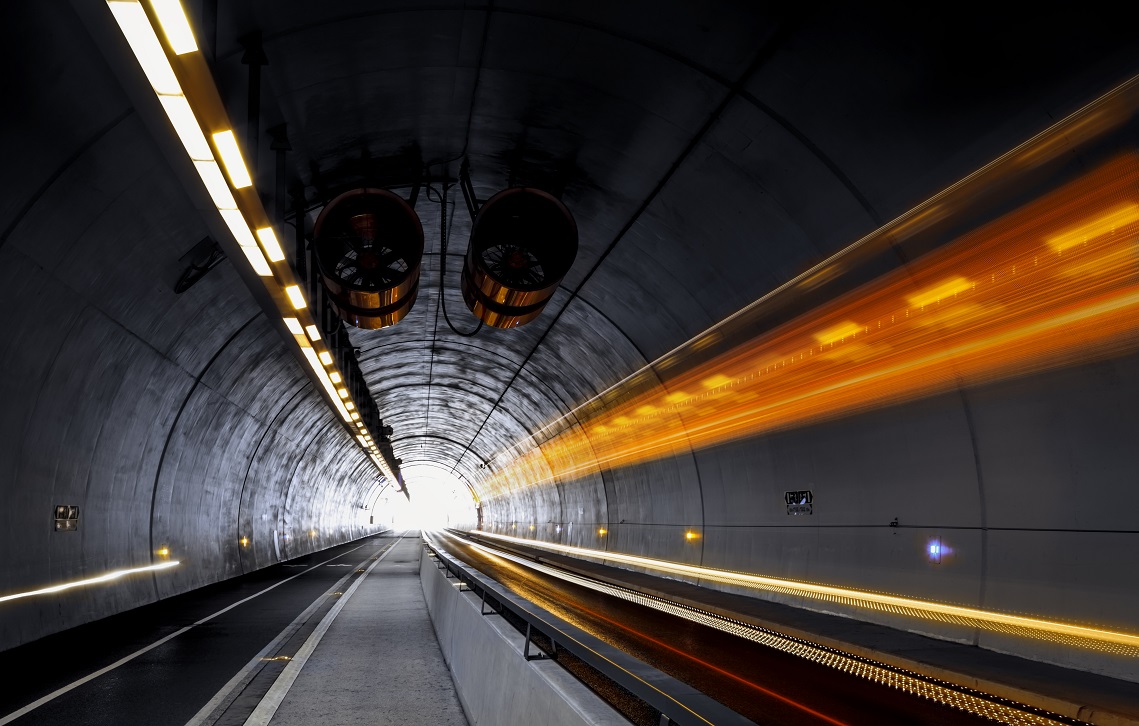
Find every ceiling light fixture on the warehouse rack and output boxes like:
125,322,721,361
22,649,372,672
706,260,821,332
148,0,197,54
256,227,286,263
212,130,252,189
106,1,181,94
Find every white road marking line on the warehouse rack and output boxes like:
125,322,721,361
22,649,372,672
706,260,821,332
0,539,379,726
241,535,406,726
184,539,398,726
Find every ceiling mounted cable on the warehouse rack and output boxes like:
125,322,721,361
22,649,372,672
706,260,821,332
313,188,423,329
461,187,578,328
438,184,483,337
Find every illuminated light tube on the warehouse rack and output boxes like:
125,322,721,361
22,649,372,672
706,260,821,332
284,285,307,310
193,160,238,210
336,387,349,399
329,372,342,384
300,347,352,421
304,324,321,341
212,130,252,189
344,401,355,411
157,94,211,160
356,435,368,446
0,561,179,604
255,227,286,263
474,532,1139,652
283,317,303,335
350,412,360,421
240,244,272,277
219,208,257,248
318,351,334,366
106,1,182,95
148,0,197,54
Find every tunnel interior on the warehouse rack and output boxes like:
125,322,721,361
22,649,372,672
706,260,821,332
4,0,1139,686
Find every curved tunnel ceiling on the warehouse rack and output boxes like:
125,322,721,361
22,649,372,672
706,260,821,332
238,2,1139,490
6,0,1139,670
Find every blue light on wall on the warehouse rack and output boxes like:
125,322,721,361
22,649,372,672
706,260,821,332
920,535,947,563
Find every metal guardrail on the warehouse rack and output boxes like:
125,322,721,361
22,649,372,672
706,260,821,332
422,537,755,726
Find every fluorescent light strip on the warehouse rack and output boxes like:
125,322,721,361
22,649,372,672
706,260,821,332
106,0,387,474
284,285,307,310
300,347,352,421
157,94,211,160
219,209,257,248
240,245,272,277
0,561,179,604
193,160,237,210
149,0,197,54
212,130,252,189
107,1,181,94
474,532,1139,651
256,227,286,263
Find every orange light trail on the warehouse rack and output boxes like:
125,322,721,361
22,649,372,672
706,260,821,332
483,155,1139,497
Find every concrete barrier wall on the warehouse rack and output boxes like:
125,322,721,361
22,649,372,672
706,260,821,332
420,549,624,726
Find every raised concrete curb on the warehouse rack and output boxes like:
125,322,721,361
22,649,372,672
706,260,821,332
420,546,625,726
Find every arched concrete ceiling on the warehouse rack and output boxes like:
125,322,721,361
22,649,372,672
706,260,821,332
229,1,1139,488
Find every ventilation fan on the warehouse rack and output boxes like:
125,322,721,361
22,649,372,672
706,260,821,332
461,187,577,328
313,189,423,329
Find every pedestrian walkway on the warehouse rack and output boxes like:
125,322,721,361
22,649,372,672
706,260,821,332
263,534,468,726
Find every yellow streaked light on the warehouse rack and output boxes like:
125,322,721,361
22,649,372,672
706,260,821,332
906,277,972,308
193,160,237,210
813,321,863,345
240,244,272,277
149,0,197,54
1047,203,1139,252
701,374,732,389
304,324,321,341
107,1,182,95
157,94,211,160
475,531,1139,654
336,387,349,399
329,372,342,384
239,536,249,547
318,351,333,366
663,392,689,404
219,209,257,248
283,317,303,335
685,531,699,541
0,560,179,604
285,285,307,310
156,547,170,557
598,528,607,536
212,130,252,189
255,227,286,263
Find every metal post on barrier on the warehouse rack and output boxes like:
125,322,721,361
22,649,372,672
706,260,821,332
658,714,672,726
524,622,549,661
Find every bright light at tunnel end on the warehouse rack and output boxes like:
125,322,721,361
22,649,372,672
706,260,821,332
0,561,180,604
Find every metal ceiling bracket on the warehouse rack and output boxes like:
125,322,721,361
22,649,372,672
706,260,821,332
459,158,481,221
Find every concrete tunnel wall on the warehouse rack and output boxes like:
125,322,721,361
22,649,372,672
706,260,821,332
2,0,1138,683
0,2,383,652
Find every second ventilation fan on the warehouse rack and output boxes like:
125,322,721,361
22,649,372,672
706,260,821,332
313,188,423,329
461,187,578,328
